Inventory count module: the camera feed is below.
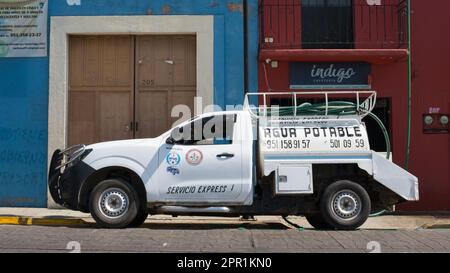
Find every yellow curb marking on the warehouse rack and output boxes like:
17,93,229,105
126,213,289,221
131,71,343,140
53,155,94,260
0,216,90,227
0,217,20,225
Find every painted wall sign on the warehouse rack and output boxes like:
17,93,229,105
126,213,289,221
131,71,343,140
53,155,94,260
290,62,371,89
0,0,48,57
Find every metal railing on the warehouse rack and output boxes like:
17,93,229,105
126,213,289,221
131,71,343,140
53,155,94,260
244,91,378,119
259,0,409,50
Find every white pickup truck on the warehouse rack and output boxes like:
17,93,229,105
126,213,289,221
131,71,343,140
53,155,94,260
48,91,419,229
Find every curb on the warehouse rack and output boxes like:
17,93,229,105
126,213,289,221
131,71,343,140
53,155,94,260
421,223,450,230
0,216,91,227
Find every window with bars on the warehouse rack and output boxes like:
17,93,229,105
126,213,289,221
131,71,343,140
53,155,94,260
301,0,354,49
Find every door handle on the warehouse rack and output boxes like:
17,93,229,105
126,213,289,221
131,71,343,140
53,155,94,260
125,122,139,132
216,153,234,159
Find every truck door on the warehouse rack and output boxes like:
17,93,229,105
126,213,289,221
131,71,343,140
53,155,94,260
155,113,246,204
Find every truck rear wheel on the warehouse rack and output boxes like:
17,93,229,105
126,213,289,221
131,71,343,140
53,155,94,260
305,213,333,230
319,180,371,230
89,179,139,228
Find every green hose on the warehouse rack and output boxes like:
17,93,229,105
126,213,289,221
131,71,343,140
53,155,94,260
367,112,391,160
369,209,386,217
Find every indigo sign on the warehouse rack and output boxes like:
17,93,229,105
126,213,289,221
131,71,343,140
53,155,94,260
290,62,371,89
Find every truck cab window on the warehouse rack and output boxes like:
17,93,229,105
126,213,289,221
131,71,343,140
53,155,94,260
171,114,236,145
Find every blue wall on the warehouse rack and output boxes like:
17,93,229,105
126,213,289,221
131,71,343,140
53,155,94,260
0,0,259,207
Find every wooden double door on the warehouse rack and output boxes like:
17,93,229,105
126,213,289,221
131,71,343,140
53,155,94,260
68,35,196,146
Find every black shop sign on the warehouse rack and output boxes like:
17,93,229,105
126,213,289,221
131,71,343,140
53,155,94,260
290,62,371,89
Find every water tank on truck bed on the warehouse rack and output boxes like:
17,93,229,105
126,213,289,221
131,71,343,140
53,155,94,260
244,91,418,203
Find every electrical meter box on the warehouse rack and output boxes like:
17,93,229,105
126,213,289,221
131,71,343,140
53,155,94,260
276,164,313,195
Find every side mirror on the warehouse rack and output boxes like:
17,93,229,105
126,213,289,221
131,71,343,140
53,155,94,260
166,127,184,145
166,136,176,145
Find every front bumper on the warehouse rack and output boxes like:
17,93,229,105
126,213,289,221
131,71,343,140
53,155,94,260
48,149,95,211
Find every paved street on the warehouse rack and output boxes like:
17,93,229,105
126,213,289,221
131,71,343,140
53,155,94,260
1,218,450,253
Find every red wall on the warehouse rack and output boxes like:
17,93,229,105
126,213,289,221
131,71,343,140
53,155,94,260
258,0,450,211
400,0,450,211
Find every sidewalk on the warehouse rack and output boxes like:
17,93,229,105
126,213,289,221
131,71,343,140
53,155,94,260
1,207,450,229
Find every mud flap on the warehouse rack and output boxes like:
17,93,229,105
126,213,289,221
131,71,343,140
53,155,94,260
372,152,419,201
48,149,63,205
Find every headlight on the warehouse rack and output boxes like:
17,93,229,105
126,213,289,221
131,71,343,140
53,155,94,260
67,149,93,168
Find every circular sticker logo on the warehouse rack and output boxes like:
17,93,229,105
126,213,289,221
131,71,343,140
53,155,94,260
186,149,203,166
166,152,181,166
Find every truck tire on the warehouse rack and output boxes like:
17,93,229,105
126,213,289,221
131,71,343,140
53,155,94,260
319,180,371,230
129,209,148,227
89,179,139,228
305,213,333,230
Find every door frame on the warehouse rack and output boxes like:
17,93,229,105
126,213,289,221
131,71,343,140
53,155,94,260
48,16,214,207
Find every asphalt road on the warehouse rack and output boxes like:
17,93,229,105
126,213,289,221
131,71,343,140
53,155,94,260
1,222,450,253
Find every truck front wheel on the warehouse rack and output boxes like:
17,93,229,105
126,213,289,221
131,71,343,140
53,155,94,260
128,209,148,227
89,179,139,228
319,180,371,230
